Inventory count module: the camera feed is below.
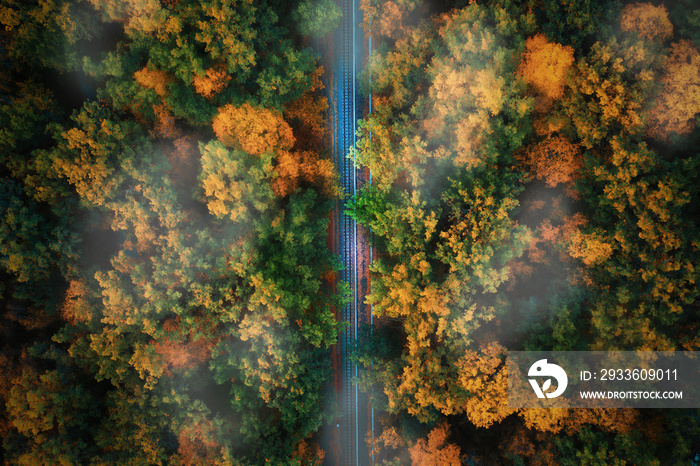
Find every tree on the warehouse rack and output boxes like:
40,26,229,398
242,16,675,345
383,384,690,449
213,103,295,155
51,101,151,207
0,178,79,314
620,3,673,42
197,140,275,223
556,428,660,466
292,0,342,39
646,40,700,139
670,0,700,49
558,37,663,148
0,0,100,72
0,79,72,206
86,0,164,36
4,345,103,465
272,150,338,198
530,0,612,50
284,66,329,150
517,135,582,187
573,136,700,350
359,0,425,41
519,34,574,106
408,423,462,466
192,64,231,99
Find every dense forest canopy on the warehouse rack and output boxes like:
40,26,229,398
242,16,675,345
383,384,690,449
0,0,698,464
352,0,699,463
1,0,343,463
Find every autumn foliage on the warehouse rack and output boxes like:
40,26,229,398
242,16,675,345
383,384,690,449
620,3,673,42
192,64,231,99
408,423,462,466
519,34,574,104
272,150,337,198
134,66,171,97
213,103,294,155
517,135,582,187
3,0,700,463
646,40,700,139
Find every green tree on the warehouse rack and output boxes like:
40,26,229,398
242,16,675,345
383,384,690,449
3,344,103,465
292,0,343,39
556,428,659,466
0,0,100,72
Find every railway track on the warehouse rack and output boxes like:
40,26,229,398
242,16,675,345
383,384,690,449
331,0,370,463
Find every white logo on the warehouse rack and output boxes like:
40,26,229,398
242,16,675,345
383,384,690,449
528,359,568,399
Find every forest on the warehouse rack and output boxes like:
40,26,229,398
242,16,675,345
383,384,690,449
0,0,699,464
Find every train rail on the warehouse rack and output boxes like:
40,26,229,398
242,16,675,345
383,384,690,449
331,0,370,463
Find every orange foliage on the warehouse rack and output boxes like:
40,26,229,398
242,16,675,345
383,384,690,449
525,199,546,212
134,66,171,97
620,3,673,42
292,438,325,465
366,425,407,459
177,420,221,465
378,1,405,40
212,103,295,155
647,40,700,139
526,236,547,264
408,423,462,466
568,230,614,266
60,279,91,324
153,317,217,374
152,102,179,139
519,34,574,105
193,64,231,99
153,339,213,373
560,213,587,240
538,219,560,244
284,67,329,148
517,135,582,188
454,343,514,428
272,150,337,198
501,426,558,466
533,114,566,136
133,67,181,139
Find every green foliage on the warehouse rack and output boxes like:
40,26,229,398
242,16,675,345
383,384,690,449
523,288,590,351
197,140,275,223
293,0,343,38
670,0,700,49
0,80,72,206
529,0,616,50
0,179,79,311
557,37,665,149
575,138,700,349
50,101,151,207
556,428,659,466
0,0,100,72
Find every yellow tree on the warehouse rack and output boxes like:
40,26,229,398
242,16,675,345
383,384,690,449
212,103,295,156
519,34,574,106
197,140,274,223
620,3,673,42
134,66,171,97
646,40,700,139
